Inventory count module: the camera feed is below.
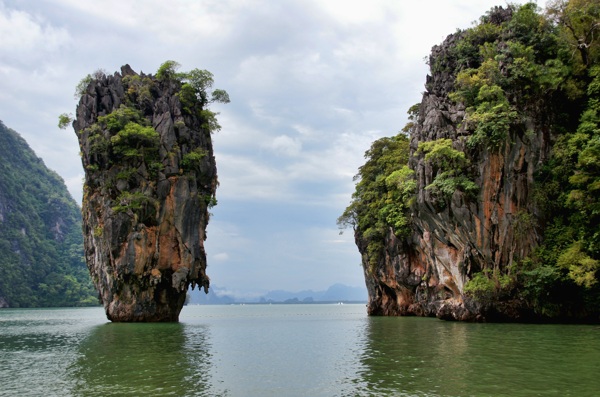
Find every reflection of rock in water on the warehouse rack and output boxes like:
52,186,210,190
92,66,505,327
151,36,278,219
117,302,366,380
70,323,216,396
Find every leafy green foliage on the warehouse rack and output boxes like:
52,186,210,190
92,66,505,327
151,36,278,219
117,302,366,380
110,122,159,159
157,60,229,133
447,3,568,151
464,84,517,149
177,83,198,114
200,194,218,209
200,109,222,133
547,0,600,69
417,138,478,199
85,124,109,158
155,60,182,81
58,113,73,130
338,133,415,271
75,74,93,98
0,122,97,307
112,191,155,213
88,105,162,167
557,241,600,288
463,272,513,303
181,148,208,172
122,74,154,104
211,89,231,104
112,191,157,225
98,105,148,133
417,138,468,168
531,61,600,307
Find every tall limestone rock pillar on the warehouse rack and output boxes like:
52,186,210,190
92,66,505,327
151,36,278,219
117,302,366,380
73,64,223,322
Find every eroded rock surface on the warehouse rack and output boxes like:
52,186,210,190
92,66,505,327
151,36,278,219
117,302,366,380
361,11,554,321
74,65,217,321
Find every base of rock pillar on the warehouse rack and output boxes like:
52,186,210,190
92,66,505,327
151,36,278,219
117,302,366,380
103,288,187,323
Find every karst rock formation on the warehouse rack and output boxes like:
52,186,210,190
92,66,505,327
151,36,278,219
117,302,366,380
355,5,600,322
363,31,547,320
74,64,218,321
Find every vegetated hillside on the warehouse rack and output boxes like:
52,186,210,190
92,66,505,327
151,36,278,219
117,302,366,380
340,1,600,322
0,121,97,308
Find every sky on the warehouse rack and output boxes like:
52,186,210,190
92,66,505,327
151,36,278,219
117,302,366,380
0,0,549,299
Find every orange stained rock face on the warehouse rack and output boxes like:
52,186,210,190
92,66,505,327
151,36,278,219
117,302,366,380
158,228,181,270
396,288,413,307
133,226,156,275
75,64,217,322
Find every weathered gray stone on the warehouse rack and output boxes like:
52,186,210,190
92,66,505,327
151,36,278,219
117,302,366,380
74,64,216,322
362,26,551,321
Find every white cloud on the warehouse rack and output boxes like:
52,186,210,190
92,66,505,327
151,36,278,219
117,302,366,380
315,0,388,25
213,253,230,262
214,153,290,201
270,135,302,157
0,4,70,58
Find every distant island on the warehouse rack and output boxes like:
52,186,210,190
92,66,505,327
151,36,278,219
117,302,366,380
187,283,368,305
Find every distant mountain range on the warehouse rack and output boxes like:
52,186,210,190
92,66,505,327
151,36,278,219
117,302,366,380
187,283,368,305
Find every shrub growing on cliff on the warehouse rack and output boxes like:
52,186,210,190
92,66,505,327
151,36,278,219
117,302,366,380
75,74,93,98
110,122,159,159
157,60,230,133
112,191,158,225
156,60,181,81
181,148,208,172
338,133,414,272
417,138,478,199
122,75,154,105
464,271,513,304
447,3,569,151
58,113,73,130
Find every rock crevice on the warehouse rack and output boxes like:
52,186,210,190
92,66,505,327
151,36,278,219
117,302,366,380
362,21,551,321
75,65,217,322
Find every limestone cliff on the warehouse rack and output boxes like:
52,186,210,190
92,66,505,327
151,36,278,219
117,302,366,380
364,32,547,320
74,64,221,321
349,4,600,322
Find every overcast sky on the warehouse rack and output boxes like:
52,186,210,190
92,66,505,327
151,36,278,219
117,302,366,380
0,0,547,299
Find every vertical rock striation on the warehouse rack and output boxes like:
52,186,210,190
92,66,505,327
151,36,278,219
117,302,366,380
74,65,218,322
365,38,544,320
358,7,567,321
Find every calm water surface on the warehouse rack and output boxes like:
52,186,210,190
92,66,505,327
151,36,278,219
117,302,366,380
0,304,599,396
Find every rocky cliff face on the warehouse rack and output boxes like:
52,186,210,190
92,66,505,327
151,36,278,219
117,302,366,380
74,65,218,322
359,7,565,321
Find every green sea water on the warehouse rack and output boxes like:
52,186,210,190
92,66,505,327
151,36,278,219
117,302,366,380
0,304,598,396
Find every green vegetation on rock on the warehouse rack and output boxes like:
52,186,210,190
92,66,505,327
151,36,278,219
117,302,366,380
456,1,600,317
66,62,226,321
344,0,600,320
338,133,414,272
417,138,478,199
